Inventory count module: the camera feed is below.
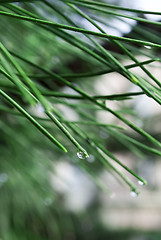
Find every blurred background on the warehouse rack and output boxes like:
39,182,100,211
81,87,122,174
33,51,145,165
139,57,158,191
1,0,161,239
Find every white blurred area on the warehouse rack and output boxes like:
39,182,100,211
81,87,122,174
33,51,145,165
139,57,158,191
51,161,96,212
108,0,161,21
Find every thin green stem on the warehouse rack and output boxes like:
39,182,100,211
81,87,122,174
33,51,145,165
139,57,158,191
61,0,161,15
46,111,89,157
27,59,159,79
0,10,160,48
97,142,146,185
108,128,161,157
96,146,138,191
0,43,88,154
0,89,67,152
12,52,161,149
5,3,114,69
0,44,36,105
63,1,161,28
68,5,161,103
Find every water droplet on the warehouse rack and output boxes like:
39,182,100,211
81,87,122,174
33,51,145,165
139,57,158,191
138,180,144,186
130,190,138,198
144,45,151,49
138,180,147,186
77,151,88,159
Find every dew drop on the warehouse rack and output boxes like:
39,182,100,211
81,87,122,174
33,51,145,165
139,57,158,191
138,180,144,186
138,180,147,186
144,45,151,49
130,190,138,198
138,181,144,186
77,151,88,160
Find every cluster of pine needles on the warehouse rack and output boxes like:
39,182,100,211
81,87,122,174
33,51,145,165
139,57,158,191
0,0,161,239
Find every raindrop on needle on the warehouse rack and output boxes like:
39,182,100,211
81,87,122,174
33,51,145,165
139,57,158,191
77,151,88,160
